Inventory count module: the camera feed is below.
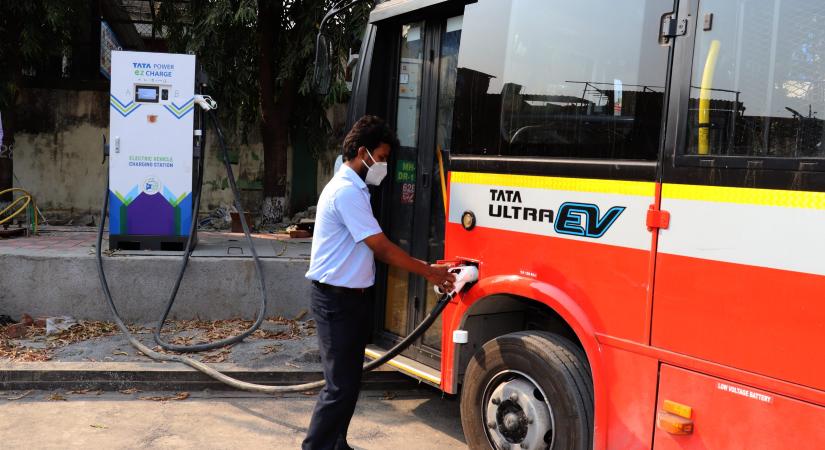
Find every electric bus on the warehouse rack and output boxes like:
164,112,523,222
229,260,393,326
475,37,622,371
347,1,825,448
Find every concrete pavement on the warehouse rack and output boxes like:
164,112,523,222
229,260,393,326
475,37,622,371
0,388,466,449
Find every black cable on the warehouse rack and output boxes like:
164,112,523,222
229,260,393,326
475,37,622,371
364,289,454,371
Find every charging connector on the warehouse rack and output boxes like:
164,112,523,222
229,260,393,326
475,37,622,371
194,95,217,111
434,265,479,298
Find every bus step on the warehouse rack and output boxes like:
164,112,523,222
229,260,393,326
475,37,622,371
364,345,441,388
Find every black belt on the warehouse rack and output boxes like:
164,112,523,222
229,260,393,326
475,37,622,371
312,280,367,295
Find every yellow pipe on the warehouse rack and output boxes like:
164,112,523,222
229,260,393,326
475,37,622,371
698,40,721,155
0,195,29,220
436,145,448,217
0,188,36,233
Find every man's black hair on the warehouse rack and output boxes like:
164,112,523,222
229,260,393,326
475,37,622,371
341,115,399,161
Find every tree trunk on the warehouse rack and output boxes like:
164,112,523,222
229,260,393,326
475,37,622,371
258,0,284,223
257,0,297,224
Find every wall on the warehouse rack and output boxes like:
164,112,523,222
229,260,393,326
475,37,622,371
12,89,109,221
8,87,349,223
10,88,270,223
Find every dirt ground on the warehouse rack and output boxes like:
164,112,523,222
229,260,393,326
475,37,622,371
0,317,322,371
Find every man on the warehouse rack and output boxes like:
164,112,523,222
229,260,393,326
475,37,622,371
303,115,455,450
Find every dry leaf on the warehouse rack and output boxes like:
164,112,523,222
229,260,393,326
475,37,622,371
48,393,67,401
261,344,281,355
2,316,311,364
0,320,122,363
5,390,32,401
0,339,52,362
201,348,231,363
119,388,140,395
382,391,397,400
139,392,189,402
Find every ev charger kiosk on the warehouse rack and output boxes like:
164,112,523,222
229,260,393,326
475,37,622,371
108,51,197,251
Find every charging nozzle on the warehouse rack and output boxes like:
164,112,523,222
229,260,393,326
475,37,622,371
434,265,479,298
195,95,218,111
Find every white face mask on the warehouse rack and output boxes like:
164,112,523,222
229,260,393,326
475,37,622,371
362,148,388,186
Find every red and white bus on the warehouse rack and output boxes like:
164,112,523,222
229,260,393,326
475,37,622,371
352,1,825,448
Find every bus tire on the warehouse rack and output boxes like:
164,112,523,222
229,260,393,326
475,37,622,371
460,331,593,450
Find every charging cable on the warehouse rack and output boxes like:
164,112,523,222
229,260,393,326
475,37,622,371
96,98,476,393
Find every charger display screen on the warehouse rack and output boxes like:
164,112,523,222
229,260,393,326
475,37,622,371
135,86,159,103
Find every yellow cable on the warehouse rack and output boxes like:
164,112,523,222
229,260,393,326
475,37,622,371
698,40,721,155
0,188,35,230
436,145,448,217
0,195,28,218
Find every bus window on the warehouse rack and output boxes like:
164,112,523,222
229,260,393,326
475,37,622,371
396,22,424,148
688,0,825,158
449,0,670,160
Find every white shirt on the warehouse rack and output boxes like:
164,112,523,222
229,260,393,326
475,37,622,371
305,165,383,288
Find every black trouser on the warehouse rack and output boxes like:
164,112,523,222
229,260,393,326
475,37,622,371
302,282,373,450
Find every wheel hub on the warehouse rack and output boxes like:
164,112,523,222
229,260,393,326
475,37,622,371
484,374,554,450
502,411,522,432
497,401,528,440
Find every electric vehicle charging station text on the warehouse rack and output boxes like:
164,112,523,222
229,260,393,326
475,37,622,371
108,51,196,251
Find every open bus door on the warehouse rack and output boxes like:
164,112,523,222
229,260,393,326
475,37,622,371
367,11,466,374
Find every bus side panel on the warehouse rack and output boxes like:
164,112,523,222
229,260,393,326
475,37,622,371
653,186,825,391
601,345,658,450
653,364,825,449
445,173,656,343
653,252,825,390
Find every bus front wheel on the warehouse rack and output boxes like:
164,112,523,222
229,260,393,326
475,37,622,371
460,331,593,450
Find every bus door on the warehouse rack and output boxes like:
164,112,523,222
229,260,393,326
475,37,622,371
372,11,465,368
653,0,825,445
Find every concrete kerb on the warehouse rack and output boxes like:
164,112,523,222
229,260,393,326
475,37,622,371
0,362,414,392
0,253,312,322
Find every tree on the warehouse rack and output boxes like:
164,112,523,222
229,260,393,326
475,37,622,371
0,1,81,200
159,0,370,222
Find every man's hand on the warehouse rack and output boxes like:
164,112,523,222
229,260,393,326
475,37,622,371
426,264,456,293
364,233,456,291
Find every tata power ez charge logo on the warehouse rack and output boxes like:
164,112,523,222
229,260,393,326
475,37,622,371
132,62,175,78
488,189,625,238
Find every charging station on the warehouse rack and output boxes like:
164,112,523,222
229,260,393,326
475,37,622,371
108,51,197,251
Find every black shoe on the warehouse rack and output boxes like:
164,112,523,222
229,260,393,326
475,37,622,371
334,436,354,450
